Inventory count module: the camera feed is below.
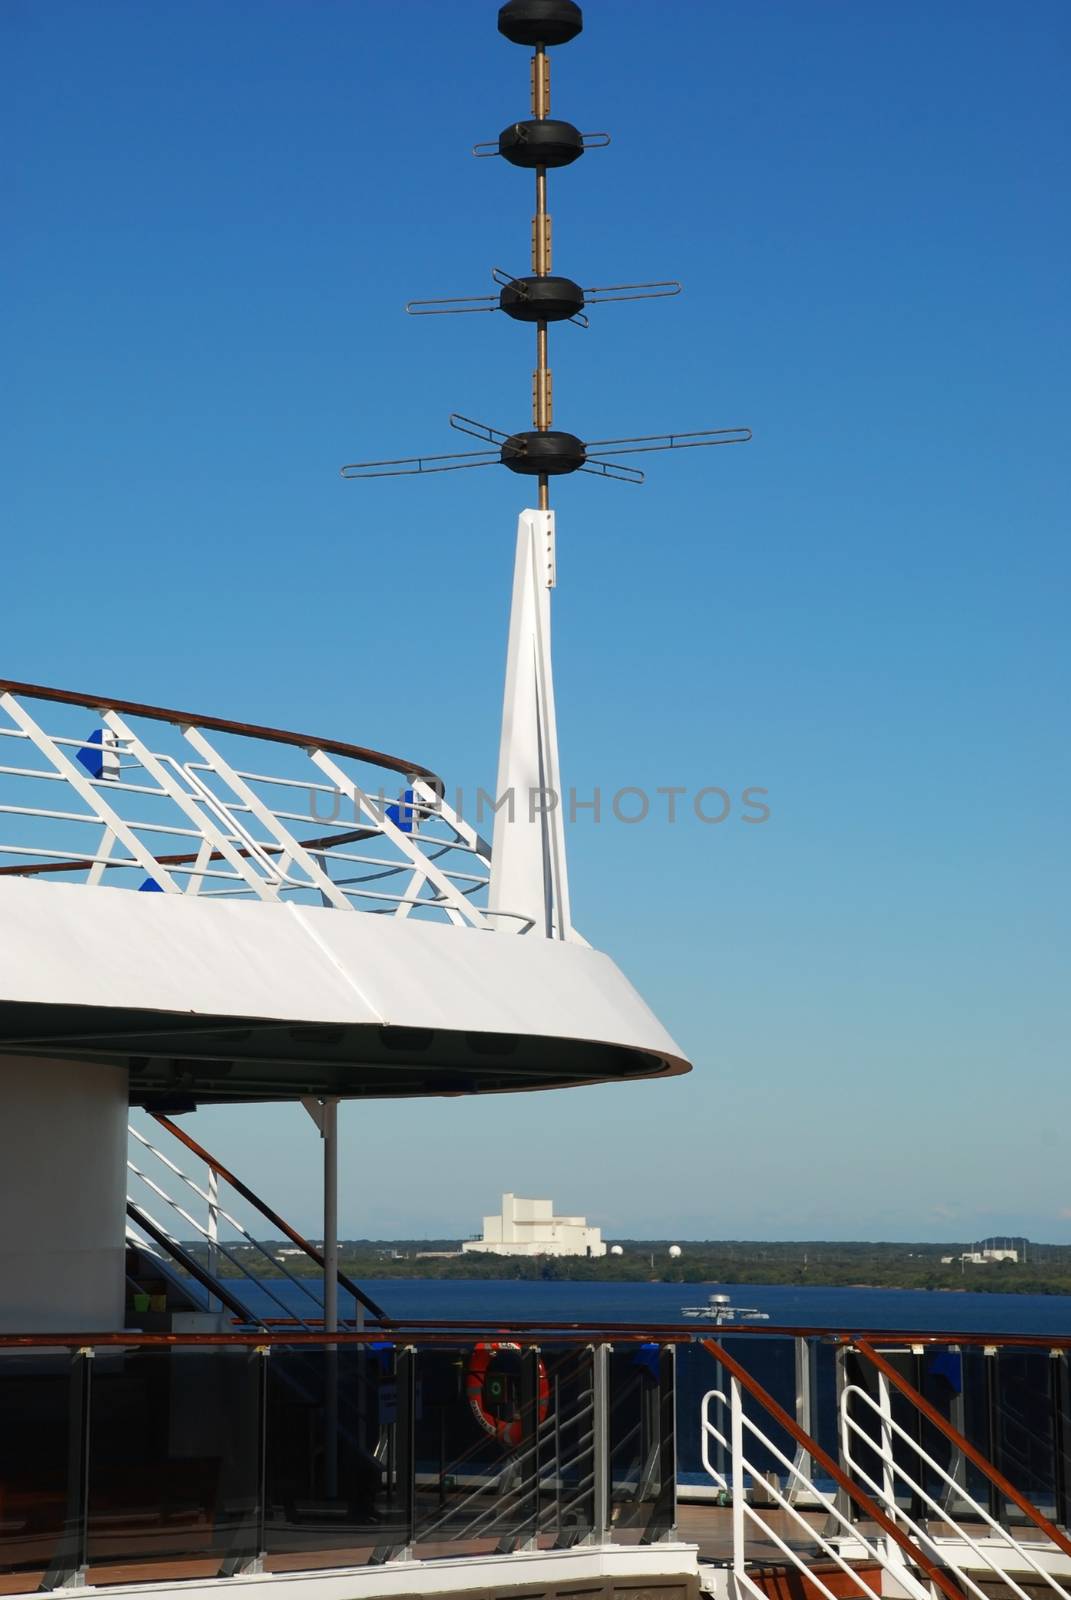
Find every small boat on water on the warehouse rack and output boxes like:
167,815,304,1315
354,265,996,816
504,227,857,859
681,1293,769,1324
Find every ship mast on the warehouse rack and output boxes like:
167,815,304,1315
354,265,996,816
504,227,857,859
340,0,753,940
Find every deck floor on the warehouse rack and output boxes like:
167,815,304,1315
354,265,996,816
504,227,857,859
1,1505,1061,1597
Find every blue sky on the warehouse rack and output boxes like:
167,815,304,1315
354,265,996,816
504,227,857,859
7,1,1069,1244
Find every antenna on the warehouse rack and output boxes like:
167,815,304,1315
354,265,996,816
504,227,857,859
341,0,751,511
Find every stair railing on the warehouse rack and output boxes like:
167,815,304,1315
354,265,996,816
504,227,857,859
127,1125,326,1329
700,1337,973,1600
149,1112,387,1323
702,1381,903,1600
700,1335,1071,1600
125,1198,259,1326
840,1375,1069,1600
853,1338,1071,1563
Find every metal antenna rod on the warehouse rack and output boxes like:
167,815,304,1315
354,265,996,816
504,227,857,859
532,43,551,510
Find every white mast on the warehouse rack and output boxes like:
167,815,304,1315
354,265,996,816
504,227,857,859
488,506,571,939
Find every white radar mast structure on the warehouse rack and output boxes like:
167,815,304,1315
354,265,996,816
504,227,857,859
340,7,752,938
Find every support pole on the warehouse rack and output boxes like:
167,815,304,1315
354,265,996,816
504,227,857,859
322,1097,339,1337
302,1095,340,1500
322,1097,339,1499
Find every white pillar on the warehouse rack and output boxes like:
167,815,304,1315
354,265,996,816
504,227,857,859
0,1057,128,1332
488,508,571,938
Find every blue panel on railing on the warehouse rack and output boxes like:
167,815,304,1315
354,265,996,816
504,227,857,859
76,728,106,779
633,1341,662,1380
386,788,416,833
929,1349,963,1393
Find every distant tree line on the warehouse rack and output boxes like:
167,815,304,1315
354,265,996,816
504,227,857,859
179,1237,1071,1295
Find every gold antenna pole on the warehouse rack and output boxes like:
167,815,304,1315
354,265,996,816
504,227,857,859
532,44,552,509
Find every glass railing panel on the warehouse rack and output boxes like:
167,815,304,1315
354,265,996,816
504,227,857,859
538,1344,596,1546
718,1335,799,1493
85,1346,262,1581
410,1342,558,1556
0,1349,85,1585
992,1348,1060,1522
608,1343,674,1542
878,1346,956,1516
263,1343,403,1566
1056,1350,1071,1532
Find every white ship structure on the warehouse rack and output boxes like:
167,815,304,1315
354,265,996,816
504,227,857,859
1,7,1068,1600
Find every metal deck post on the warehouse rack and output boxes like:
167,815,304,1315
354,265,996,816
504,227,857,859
591,1342,611,1544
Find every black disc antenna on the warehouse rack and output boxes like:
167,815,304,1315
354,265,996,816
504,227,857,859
341,0,751,507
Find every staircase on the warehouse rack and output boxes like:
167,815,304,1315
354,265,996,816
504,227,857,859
698,1335,1070,1600
124,1112,386,1332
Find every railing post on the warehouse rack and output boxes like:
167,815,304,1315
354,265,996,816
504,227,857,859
984,1345,1002,1521
788,1336,813,1505
946,1344,968,1502
254,1344,268,1570
729,1375,747,1583
223,1343,268,1575
553,1369,562,1536
41,1347,92,1590
519,1344,541,1548
395,1345,417,1559
834,1344,853,1525
1051,1349,1069,1532
871,1359,918,1586
875,1365,897,1521
591,1341,611,1543
655,1343,677,1540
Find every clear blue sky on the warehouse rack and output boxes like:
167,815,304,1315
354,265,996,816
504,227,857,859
6,2,1069,1244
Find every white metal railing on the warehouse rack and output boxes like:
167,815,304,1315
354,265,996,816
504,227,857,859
0,682,511,929
702,1381,922,1600
126,1121,327,1329
124,1111,384,1327
701,1369,1071,1600
841,1375,1071,1600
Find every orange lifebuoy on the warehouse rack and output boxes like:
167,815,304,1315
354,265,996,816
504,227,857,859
465,1341,551,1449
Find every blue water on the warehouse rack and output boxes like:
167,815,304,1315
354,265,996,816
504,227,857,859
261,1276,1071,1337
235,1276,1071,1486
233,1277,1071,1485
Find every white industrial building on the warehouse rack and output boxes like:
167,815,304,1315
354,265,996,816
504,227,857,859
462,1193,607,1258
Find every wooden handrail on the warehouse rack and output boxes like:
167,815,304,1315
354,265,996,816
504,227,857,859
0,677,439,783
363,1321,1071,1349
702,1337,965,1600
0,1322,1067,1350
0,1328,666,1348
0,823,379,880
854,1337,1071,1560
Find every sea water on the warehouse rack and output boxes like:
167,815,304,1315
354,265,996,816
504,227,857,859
315,1276,1071,1336
237,1275,1070,1484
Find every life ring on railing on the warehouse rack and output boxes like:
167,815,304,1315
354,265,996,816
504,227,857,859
465,1341,550,1449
